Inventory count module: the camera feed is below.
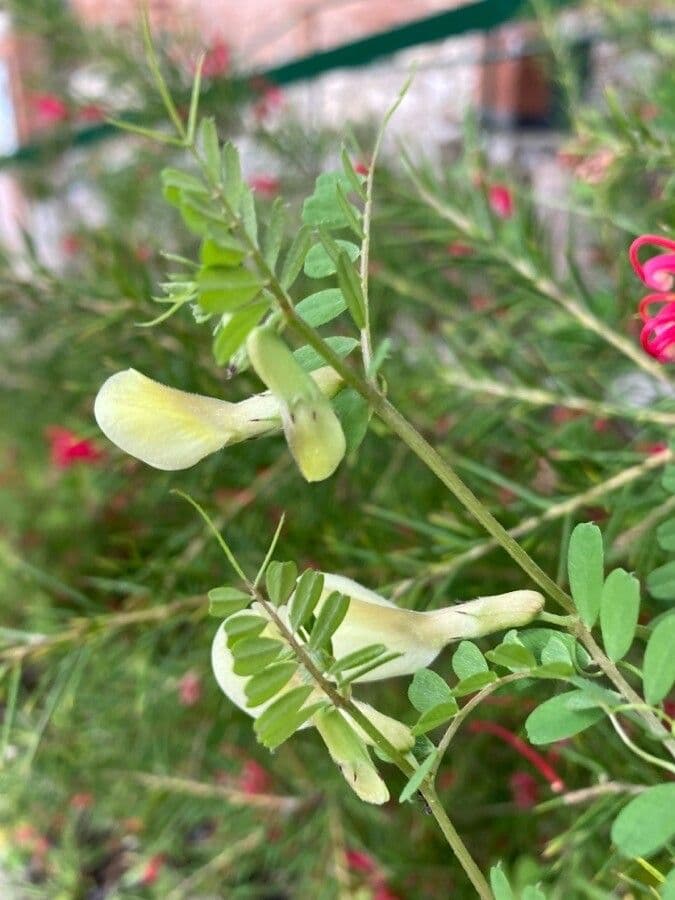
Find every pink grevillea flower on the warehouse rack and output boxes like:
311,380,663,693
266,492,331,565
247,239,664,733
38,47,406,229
488,184,514,219
248,175,280,197
70,793,94,811
139,854,166,887
630,234,675,292
61,234,81,257
46,427,103,468
638,294,675,363
177,670,202,706
77,104,105,123
237,760,272,795
346,849,378,874
372,884,400,900
447,241,473,257
250,79,284,122
33,93,69,126
509,771,540,808
202,38,230,78
469,720,565,792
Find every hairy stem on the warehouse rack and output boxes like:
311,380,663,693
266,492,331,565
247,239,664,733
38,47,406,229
419,784,493,899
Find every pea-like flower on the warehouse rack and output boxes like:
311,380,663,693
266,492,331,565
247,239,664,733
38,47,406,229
211,572,544,803
94,365,343,471
246,327,346,482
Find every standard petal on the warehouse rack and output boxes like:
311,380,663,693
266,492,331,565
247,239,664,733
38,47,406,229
211,621,259,715
94,369,241,470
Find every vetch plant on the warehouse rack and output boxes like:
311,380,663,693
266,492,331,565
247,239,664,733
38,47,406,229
85,16,675,897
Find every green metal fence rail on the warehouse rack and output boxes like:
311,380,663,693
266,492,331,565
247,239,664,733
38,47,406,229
0,0,568,170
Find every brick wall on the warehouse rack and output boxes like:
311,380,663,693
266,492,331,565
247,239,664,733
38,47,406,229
70,0,463,67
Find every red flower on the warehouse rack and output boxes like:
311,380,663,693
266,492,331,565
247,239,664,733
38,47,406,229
70,793,94,810
249,175,280,197
488,184,514,219
372,882,400,900
139,854,165,886
202,39,230,78
251,81,284,122
77,104,105,123
61,234,82,256
46,427,103,468
641,441,668,456
447,241,473,257
177,670,202,706
345,849,378,874
33,94,69,126
238,760,272,795
509,771,540,808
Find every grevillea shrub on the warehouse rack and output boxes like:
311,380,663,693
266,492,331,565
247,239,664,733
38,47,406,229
1,5,675,898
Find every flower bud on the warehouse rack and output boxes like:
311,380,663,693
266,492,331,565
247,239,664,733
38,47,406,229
314,708,389,804
247,327,346,481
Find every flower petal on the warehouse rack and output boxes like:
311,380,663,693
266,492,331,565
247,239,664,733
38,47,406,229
211,621,260,715
315,708,390,804
95,369,252,470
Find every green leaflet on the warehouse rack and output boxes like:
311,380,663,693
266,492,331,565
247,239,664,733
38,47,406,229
567,522,604,626
611,784,675,858
525,691,604,744
599,568,640,662
408,669,453,713
642,614,675,704
452,641,489,680
265,560,298,607
207,587,250,618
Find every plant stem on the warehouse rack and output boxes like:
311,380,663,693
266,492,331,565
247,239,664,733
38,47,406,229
178,123,675,887
419,783,494,900
575,626,675,759
442,368,675,427
432,672,532,777
373,397,575,612
392,446,673,594
358,77,412,375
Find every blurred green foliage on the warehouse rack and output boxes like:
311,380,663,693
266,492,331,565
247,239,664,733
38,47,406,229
1,1,675,897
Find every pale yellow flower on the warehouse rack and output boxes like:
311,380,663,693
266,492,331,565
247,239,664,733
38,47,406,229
211,573,544,803
94,366,342,471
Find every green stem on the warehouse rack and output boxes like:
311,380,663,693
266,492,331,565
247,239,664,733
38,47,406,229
442,368,675,427
373,397,574,612
391,446,672,593
419,784,493,900
432,672,533,778
575,626,675,759
358,77,412,375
